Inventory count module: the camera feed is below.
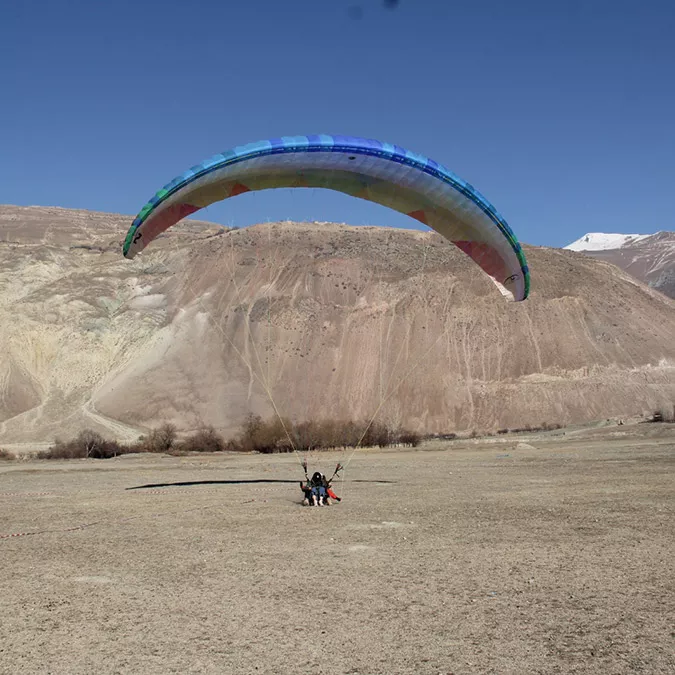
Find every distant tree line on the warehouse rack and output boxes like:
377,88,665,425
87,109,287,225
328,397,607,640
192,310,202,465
3,405,671,462
25,416,421,460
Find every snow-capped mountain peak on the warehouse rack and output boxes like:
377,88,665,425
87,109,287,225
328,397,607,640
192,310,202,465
565,232,650,251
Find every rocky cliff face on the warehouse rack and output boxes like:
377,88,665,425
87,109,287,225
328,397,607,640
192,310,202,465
1,205,674,443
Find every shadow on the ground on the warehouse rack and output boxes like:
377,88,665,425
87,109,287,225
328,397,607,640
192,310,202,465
126,479,395,490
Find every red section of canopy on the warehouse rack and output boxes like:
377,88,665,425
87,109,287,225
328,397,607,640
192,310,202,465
407,210,428,225
452,240,507,282
142,202,200,245
230,182,251,197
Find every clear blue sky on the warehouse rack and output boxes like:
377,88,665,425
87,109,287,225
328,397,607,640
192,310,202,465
2,0,673,247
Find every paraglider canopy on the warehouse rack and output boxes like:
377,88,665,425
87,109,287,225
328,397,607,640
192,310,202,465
123,135,529,301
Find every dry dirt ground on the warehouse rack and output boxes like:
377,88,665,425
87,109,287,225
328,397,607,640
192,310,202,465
1,428,673,674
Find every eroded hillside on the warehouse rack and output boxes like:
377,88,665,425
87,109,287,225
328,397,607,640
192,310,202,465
1,205,674,443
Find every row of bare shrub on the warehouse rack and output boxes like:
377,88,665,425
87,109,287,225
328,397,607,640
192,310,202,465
496,422,564,435
36,425,227,460
25,406,675,461
34,417,422,460
37,431,125,459
228,414,421,453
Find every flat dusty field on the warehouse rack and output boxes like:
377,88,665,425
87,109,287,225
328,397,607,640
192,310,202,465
1,427,674,674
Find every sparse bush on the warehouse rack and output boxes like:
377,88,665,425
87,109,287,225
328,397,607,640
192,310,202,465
124,441,146,454
37,439,78,460
507,421,564,434
37,430,131,460
538,421,563,432
361,421,391,448
429,433,457,441
257,417,295,454
143,423,177,453
0,448,16,461
323,420,361,448
292,420,319,451
77,430,107,458
237,413,263,452
229,413,295,453
399,431,421,447
223,438,249,452
178,427,227,453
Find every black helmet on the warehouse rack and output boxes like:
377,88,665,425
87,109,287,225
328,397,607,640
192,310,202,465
312,471,322,483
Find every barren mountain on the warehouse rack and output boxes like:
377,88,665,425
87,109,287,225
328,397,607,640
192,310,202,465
1,205,674,444
565,231,675,299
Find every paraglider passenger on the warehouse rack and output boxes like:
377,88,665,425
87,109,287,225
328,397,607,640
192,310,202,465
300,471,330,506
311,471,328,506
